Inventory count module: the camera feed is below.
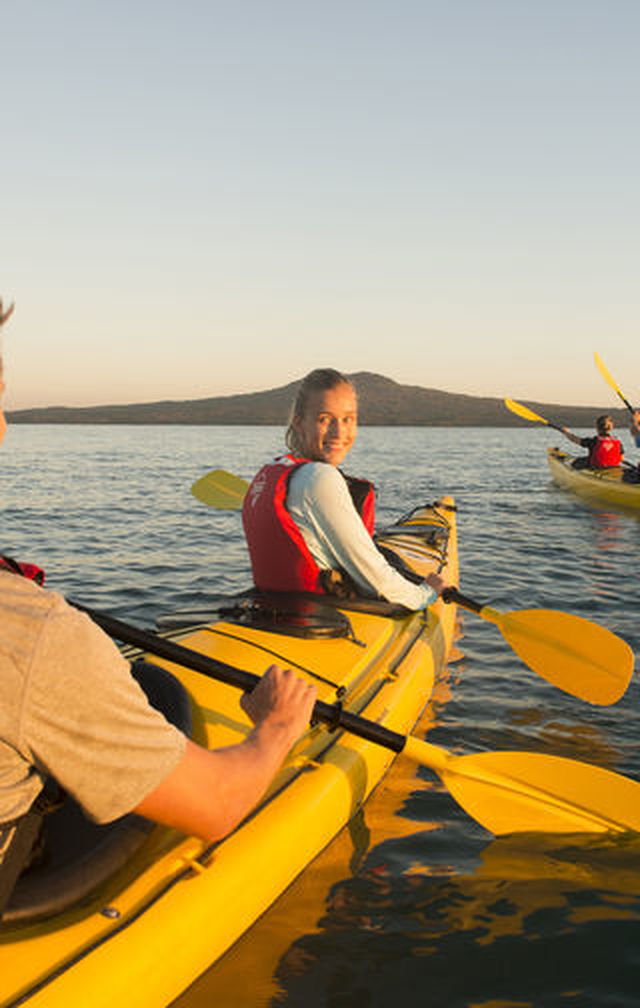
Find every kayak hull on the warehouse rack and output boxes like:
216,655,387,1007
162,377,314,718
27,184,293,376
2,498,458,1008
547,447,640,512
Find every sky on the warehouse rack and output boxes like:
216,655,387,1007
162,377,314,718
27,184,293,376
2,0,639,410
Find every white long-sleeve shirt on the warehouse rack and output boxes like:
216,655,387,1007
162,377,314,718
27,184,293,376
286,462,436,610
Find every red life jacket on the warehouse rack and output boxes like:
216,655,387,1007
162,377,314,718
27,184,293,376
242,455,375,594
0,555,45,585
588,436,622,468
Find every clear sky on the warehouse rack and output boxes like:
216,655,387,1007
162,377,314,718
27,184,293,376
2,0,639,410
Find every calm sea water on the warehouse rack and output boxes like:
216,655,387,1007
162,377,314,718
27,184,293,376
3,425,640,1008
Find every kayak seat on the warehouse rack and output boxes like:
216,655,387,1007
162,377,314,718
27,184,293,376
4,659,193,926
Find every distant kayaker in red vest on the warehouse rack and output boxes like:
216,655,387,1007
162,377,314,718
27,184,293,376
243,368,449,607
0,299,316,906
558,414,624,469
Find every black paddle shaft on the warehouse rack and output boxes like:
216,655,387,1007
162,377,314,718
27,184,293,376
441,586,483,614
71,602,408,756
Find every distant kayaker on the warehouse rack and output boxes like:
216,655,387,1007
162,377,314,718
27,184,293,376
0,299,316,900
242,367,449,607
558,414,624,469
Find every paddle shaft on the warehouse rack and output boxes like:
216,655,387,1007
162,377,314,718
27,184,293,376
595,352,635,414
72,603,406,754
442,586,482,613
617,392,634,414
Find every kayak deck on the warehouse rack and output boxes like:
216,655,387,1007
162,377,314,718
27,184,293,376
2,498,458,1008
547,447,640,511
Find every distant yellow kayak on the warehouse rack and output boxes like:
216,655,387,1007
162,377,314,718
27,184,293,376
1,498,458,1008
547,447,640,511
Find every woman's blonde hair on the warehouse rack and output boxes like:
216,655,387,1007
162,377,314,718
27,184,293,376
285,368,356,455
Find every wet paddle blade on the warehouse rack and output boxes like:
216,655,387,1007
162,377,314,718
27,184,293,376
443,750,640,835
503,398,549,425
191,469,249,510
404,738,640,835
494,608,634,706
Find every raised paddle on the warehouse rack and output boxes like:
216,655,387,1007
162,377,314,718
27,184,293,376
503,397,566,432
190,467,633,706
72,603,640,836
505,396,636,472
594,352,636,415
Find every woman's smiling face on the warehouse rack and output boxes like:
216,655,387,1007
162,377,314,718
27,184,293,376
293,381,358,466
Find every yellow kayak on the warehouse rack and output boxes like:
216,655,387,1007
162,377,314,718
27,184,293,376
1,497,458,1008
547,447,640,511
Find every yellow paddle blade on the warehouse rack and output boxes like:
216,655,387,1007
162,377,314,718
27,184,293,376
594,351,634,412
403,738,640,835
594,351,623,398
191,469,249,510
486,607,634,706
503,398,550,425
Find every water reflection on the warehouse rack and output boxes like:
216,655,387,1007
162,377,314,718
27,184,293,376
591,510,627,552
272,831,640,1008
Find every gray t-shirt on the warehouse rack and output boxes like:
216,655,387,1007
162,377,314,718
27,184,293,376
0,571,186,859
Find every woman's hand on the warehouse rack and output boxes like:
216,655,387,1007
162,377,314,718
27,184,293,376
424,571,450,597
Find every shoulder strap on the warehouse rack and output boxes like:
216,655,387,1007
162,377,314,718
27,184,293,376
0,555,46,585
0,780,62,919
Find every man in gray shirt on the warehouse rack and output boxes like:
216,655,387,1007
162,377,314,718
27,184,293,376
0,299,316,873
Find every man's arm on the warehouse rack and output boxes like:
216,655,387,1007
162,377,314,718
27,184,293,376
560,427,585,447
133,665,316,842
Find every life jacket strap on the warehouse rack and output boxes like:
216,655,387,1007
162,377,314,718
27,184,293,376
0,779,63,920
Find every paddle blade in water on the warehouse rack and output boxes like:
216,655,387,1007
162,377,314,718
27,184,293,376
191,469,249,510
438,750,640,835
495,608,634,706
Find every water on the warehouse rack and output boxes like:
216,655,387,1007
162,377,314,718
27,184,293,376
3,425,640,1008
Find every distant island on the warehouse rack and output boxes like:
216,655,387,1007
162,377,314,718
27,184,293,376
6,371,625,428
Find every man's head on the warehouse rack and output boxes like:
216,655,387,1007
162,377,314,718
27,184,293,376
596,415,613,436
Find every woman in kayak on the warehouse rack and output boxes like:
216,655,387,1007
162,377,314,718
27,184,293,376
0,300,316,903
558,414,624,469
242,367,448,608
